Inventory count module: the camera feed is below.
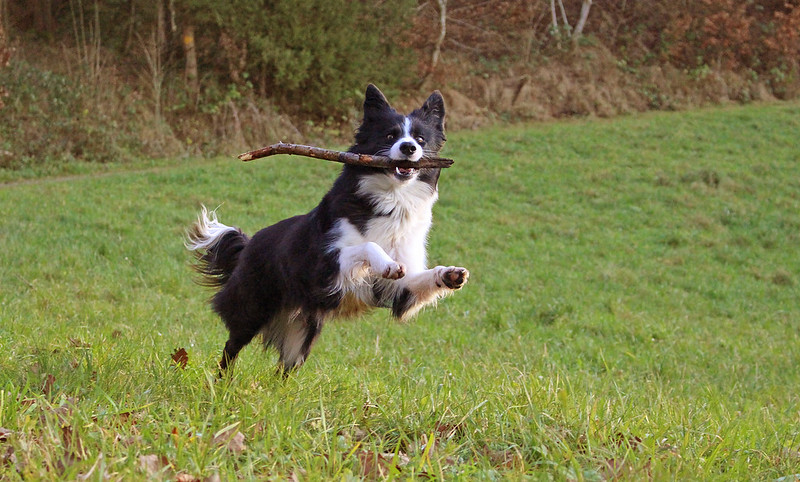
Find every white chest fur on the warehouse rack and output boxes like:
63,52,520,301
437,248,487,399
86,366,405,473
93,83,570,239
357,174,437,273
330,173,438,275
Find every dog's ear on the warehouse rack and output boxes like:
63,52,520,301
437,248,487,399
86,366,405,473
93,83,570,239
418,91,445,131
363,84,391,117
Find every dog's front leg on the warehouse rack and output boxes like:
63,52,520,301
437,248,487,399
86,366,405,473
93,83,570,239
338,242,406,281
391,266,469,320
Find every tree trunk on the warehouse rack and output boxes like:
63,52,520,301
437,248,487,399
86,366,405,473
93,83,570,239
549,0,561,49
557,0,571,32
156,0,166,55
419,0,446,89
572,0,593,42
0,16,10,109
182,24,199,105
33,0,55,35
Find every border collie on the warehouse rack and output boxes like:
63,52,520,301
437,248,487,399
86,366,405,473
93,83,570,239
185,84,469,374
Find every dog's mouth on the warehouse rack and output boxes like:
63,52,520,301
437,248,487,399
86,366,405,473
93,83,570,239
394,166,418,179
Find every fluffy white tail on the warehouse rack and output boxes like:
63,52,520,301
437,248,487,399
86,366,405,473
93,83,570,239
185,206,237,252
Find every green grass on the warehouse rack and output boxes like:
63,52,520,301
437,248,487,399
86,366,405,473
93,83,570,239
1,102,799,480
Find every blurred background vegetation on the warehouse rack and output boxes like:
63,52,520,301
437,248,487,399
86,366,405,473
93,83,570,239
0,0,798,170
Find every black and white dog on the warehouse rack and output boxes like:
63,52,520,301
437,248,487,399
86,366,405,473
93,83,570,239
186,84,468,374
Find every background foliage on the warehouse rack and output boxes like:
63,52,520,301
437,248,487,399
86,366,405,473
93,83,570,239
0,0,799,168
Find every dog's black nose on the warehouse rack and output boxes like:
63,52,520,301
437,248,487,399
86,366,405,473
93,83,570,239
399,142,417,156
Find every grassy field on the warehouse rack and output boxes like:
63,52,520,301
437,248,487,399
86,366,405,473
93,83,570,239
1,102,799,480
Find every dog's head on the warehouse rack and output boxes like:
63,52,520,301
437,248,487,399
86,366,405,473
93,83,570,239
351,84,446,182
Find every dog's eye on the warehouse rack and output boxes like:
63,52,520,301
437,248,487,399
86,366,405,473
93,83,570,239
387,134,395,141
415,136,425,145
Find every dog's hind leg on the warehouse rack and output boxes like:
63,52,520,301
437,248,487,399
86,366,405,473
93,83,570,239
218,329,259,376
390,266,469,320
276,313,324,375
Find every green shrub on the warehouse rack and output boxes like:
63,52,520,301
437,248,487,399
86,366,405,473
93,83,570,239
0,60,140,168
189,0,417,117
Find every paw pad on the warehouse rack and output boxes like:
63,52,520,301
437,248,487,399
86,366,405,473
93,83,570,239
442,267,469,289
383,263,406,280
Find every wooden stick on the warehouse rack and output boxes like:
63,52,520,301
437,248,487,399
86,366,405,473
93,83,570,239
238,142,454,169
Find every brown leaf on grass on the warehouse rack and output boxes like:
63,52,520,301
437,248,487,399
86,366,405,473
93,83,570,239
114,433,143,447
61,424,86,460
213,425,246,453
110,410,136,426
68,337,91,348
42,374,56,396
337,426,369,443
287,468,307,482
481,446,521,470
171,348,189,369
434,420,465,439
226,431,246,453
600,458,638,480
356,450,406,479
1,445,16,468
614,432,644,451
203,473,222,482
138,454,170,476
175,473,201,482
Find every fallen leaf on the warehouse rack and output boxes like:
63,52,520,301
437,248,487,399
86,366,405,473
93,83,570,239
213,424,246,453
481,446,520,470
614,432,643,451
287,468,307,482
434,421,464,439
1,445,16,467
138,454,170,476
356,451,403,478
175,473,201,482
61,424,85,460
225,431,246,453
171,348,189,369
69,337,91,348
601,458,627,479
115,433,143,447
42,374,56,396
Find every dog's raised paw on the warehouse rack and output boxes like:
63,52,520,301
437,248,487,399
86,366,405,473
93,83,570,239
441,267,469,289
383,263,406,280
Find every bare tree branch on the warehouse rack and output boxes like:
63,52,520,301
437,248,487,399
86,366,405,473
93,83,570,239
238,143,455,169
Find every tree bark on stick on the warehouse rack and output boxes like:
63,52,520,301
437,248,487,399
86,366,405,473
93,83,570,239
238,143,454,169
